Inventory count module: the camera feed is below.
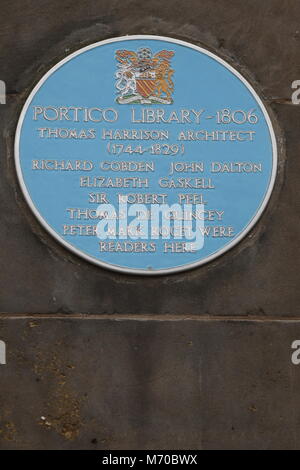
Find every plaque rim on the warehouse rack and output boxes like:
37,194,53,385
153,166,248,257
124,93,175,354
14,35,278,275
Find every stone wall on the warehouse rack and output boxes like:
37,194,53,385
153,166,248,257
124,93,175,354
0,0,299,449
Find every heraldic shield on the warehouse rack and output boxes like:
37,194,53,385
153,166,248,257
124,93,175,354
115,47,174,104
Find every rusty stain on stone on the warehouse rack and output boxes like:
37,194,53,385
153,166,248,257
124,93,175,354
33,350,84,441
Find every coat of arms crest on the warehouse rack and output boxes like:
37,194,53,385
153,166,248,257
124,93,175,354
115,47,174,104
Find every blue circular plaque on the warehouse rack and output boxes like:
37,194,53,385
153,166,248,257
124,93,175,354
15,36,277,275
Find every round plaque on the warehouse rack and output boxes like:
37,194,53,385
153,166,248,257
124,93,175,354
15,35,277,275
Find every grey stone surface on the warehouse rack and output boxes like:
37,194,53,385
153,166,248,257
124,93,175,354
0,0,293,317
0,317,299,450
0,0,299,450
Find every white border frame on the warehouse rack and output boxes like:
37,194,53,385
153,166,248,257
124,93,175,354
14,35,278,275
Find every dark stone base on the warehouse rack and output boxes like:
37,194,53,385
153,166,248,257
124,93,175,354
0,317,298,450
